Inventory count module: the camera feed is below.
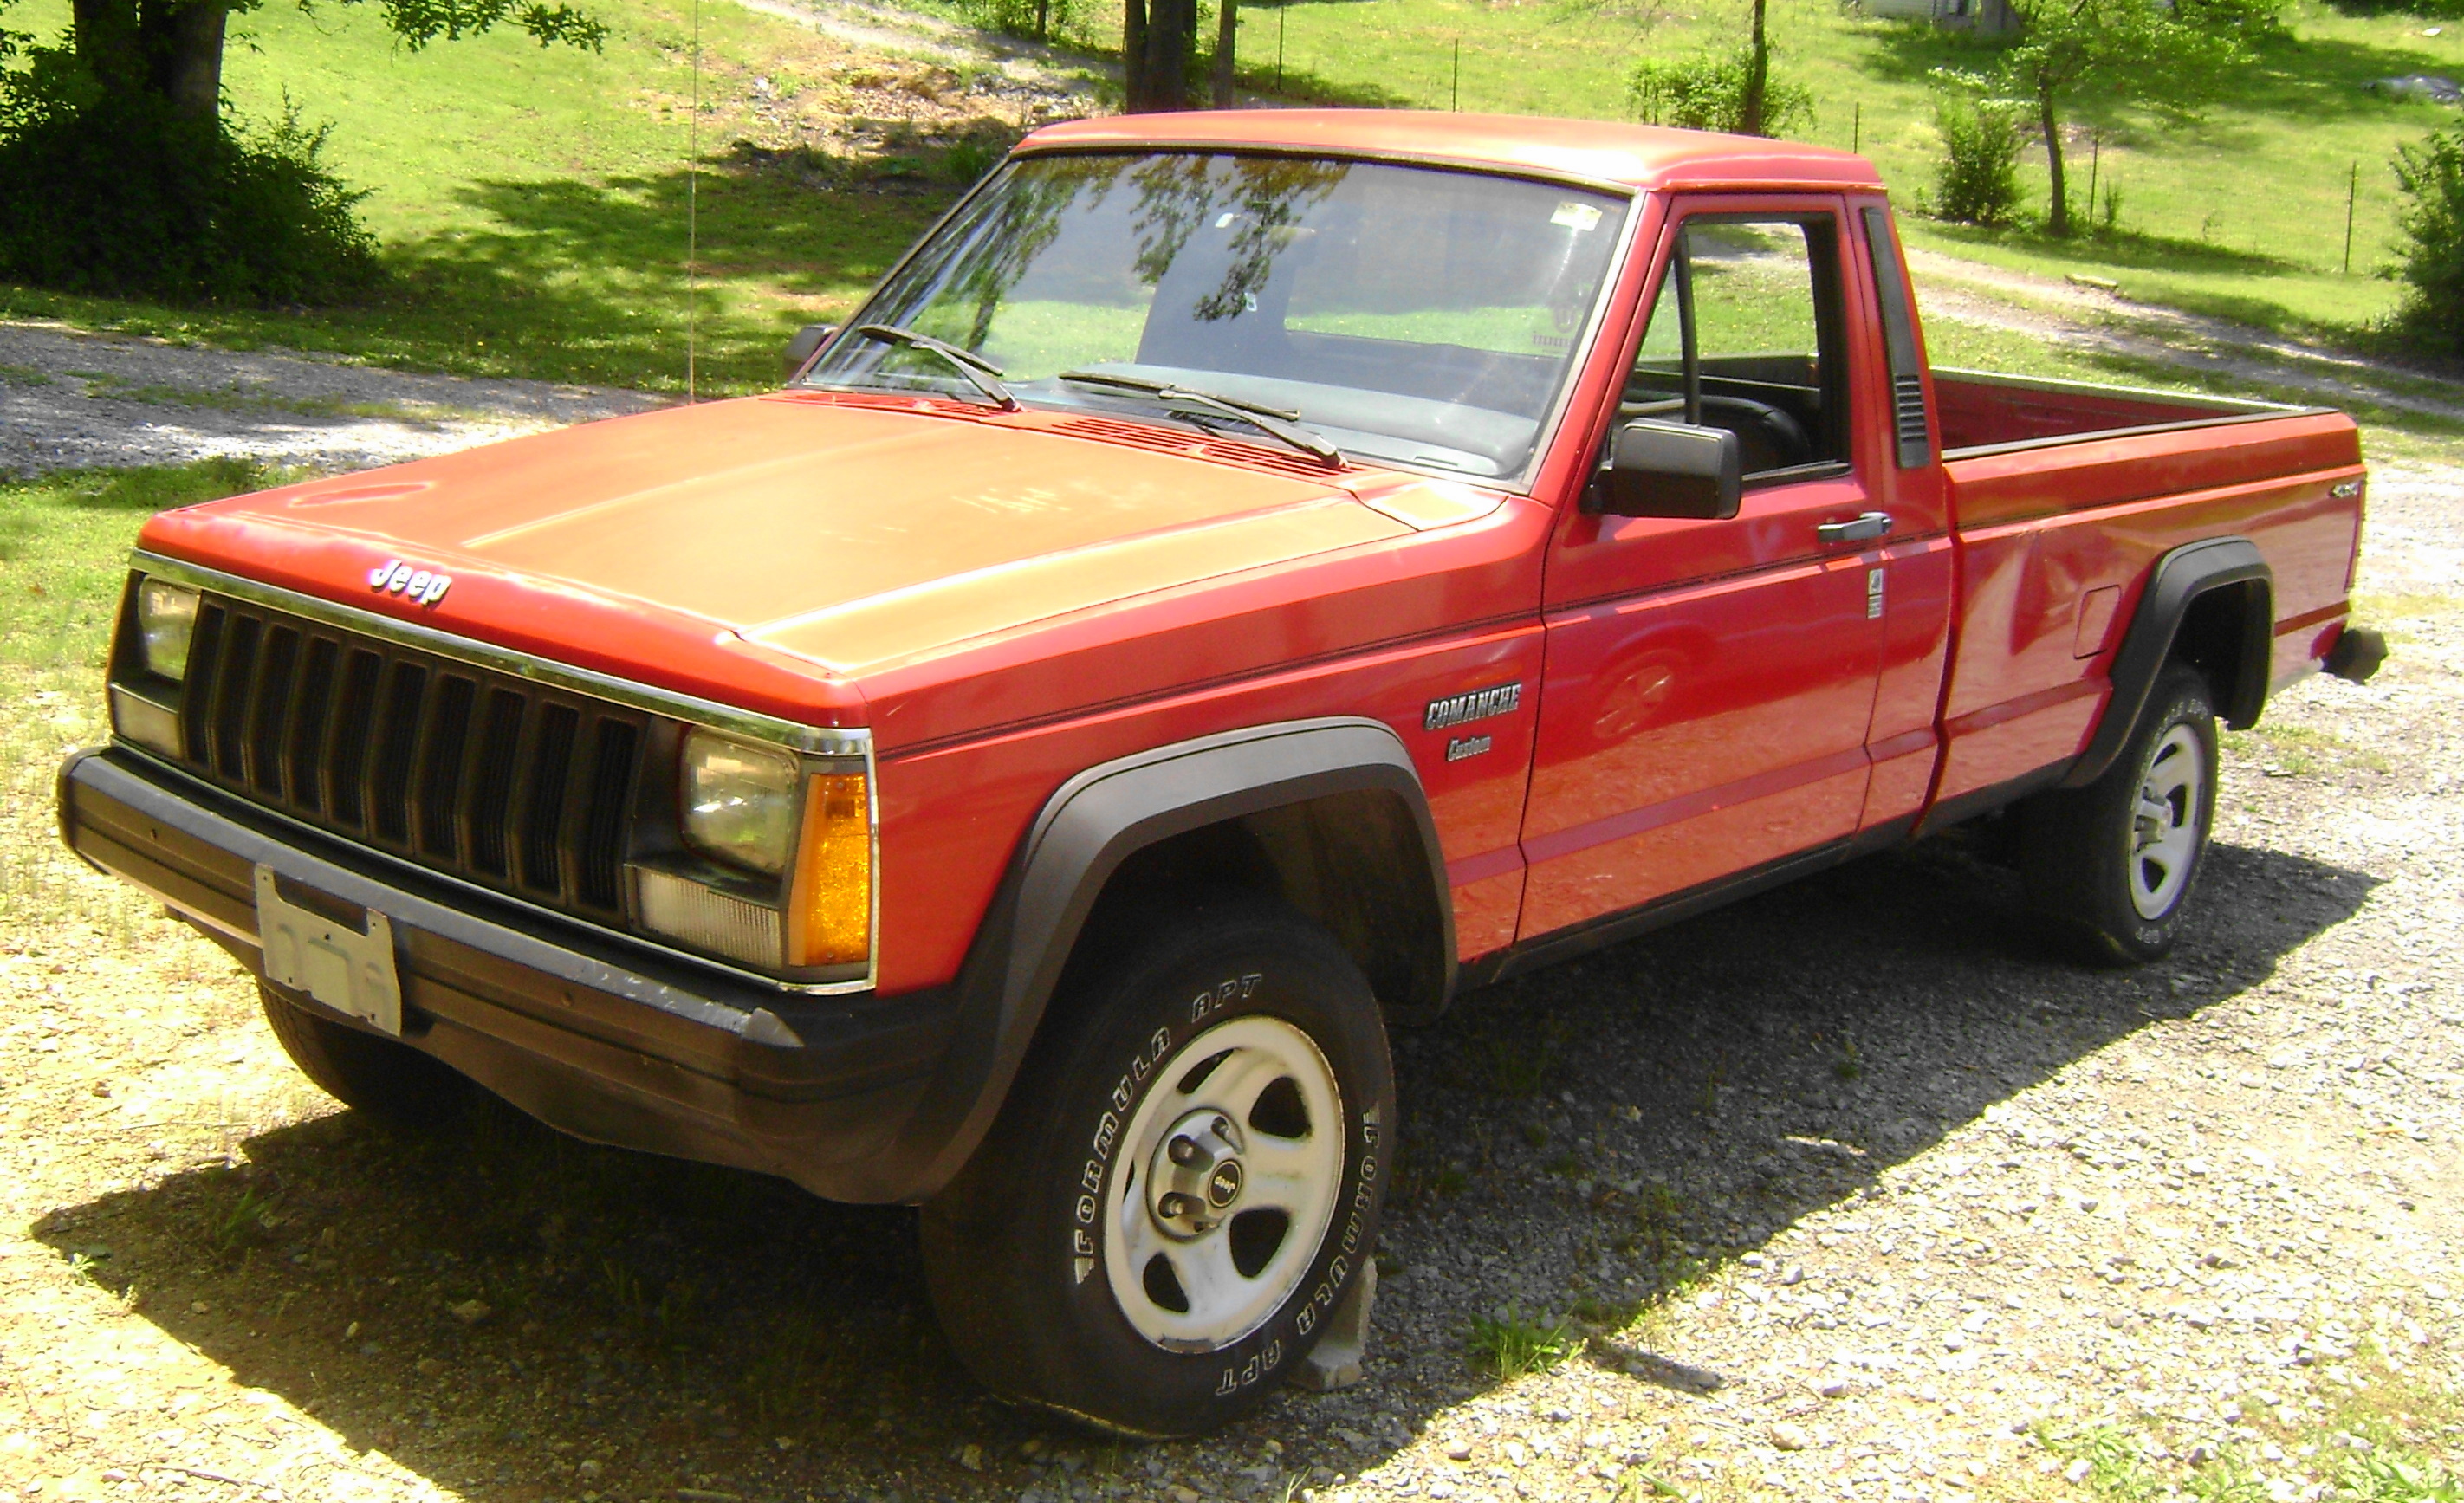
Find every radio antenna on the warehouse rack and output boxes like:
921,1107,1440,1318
686,0,702,403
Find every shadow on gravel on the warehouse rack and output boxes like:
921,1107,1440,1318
34,832,2373,1500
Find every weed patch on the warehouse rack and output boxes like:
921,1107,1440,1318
1464,1305,1580,1381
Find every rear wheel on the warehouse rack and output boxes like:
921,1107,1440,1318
258,983,470,1127
921,897,1393,1436
2021,664,2220,964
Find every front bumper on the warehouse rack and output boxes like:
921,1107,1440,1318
59,745,958,1202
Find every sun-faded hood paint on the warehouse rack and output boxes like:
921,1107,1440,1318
137,394,1507,723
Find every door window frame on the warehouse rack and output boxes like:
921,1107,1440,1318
1624,207,1856,490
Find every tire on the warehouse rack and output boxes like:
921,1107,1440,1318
2021,663,2220,964
921,897,1395,1437
258,982,470,1127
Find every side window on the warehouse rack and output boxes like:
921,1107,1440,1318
1625,216,1850,480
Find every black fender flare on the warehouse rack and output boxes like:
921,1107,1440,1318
2062,536,2272,790
886,716,1452,1202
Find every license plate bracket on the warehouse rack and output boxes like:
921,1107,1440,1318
254,865,402,1036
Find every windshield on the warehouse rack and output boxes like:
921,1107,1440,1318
799,152,1631,479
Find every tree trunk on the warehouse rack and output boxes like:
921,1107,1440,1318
1124,0,1195,112
1124,0,1150,109
1739,0,1768,136
69,0,227,121
156,0,227,120
1211,0,1237,107
2039,86,2069,236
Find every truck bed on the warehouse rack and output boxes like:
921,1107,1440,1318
1933,368,2304,457
1928,368,2365,822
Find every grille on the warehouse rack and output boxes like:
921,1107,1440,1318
172,594,647,922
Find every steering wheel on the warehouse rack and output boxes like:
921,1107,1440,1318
1699,394,1813,473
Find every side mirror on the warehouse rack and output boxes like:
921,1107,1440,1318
1594,418,1741,520
782,323,839,382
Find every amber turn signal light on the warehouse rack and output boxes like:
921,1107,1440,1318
790,772,872,968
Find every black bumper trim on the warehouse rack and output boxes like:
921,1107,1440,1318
60,746,957,1202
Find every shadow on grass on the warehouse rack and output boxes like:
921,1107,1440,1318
1858,13,2464,133
1920,218,2305,277
33,818,2373,1495
1,155,960,395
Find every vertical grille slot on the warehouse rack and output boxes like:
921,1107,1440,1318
417,675,477,859
466,689,526,878
519,703,580,896
286,637,339,813
211,614,262,780
179,604,226,768
248,626,299,796
326,647,383,828
370,664,429,845
575,717,640,912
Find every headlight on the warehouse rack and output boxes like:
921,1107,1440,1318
137,580,200,680
679,729,799,875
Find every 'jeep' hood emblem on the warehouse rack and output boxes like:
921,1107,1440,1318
370,559,451,607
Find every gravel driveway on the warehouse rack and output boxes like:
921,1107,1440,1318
0,321,664,478
0,364,2457,1503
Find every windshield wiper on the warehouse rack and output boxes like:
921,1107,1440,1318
852,324,1018,410
1057,371,1341,464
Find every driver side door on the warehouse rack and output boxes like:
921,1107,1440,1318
1518,198,1892,939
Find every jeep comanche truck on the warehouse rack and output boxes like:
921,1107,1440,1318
61,110,2380,1435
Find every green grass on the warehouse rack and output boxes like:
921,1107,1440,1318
1463,1304,1580,1379
1185,0,2464,347
0,0,973,392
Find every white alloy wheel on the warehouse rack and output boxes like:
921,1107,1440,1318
1103,1014,1345,1353
2128,723,2206,920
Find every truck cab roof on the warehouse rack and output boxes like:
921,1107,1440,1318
1016,109,1886,195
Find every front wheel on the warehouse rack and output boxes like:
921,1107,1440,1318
259,983,471,1127
921,898,1393,1436
2021,663,2220,964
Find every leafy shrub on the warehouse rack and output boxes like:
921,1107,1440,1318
1931,94,2025,226
2393,122,2464,354
1627,49,1812,138
953,0,1080,42
0,52,378,305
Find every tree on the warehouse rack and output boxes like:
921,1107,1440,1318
1991,0,2266,236
10,0,604,130
1122,0,1196,112
1738,0,1767,137
2393,122,2464,353
1209,0,1235,107
0,0,604,301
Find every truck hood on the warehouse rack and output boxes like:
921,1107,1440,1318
152,394,1500,677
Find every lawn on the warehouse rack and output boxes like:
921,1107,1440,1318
1190,0,2464,345
0,0,987,392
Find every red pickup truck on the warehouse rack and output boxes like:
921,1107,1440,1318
62,110,2379,1435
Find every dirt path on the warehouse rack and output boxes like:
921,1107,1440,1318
0,321,665,479
1904,249,2464,424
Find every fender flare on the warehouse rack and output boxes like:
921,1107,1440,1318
887,716,1452,1202
2062,536,2272,790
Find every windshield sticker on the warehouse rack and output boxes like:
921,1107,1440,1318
1551,202,1603,233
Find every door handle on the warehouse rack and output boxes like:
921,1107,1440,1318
1817,510,1894,545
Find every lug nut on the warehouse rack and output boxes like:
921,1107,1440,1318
1168,1136,1197,1164
1157,1193,1190,1217
1213,1116,1232,1138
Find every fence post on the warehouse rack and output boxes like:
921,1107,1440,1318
1275,6,1285,93
1852,102,1861,153
2344,161,2358,275
1452,37,1461,111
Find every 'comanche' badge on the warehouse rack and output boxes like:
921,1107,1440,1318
1423,681,1522,733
